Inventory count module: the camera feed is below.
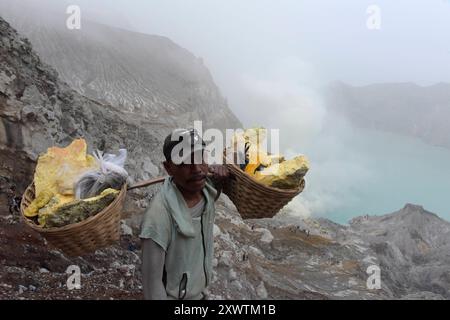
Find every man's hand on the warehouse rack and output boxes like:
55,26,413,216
208,164,230,184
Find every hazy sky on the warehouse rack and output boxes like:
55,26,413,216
57,0,450,125
69,0,450,86
10,0,449,123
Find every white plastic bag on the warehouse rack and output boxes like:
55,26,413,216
75,149,129,199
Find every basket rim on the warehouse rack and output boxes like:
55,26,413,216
20,182,127,234
225,160,304,196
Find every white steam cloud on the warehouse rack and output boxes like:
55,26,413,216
227,56,375,220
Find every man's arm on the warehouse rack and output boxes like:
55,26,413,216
141,238,167,300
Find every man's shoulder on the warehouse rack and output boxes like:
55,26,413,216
140,189,174,239
142,191,171,223
139,190,173,247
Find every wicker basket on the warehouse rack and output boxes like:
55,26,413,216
223,163,305,219
20,182,128,257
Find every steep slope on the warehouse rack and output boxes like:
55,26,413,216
209,203,390,300
0,0,241,131
324,82,450,149
0,15,169,204
349,204,450,298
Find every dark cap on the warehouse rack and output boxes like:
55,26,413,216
163,128,206,164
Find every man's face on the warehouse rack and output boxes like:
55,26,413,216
164,151,208,193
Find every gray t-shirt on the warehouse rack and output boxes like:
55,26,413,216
141,192,208,300
189,196,205,218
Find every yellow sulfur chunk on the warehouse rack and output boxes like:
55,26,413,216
253,156,309,189
231,128,273,174
37,193,77,227
230,127,309,190
83,188,119,202
244,146,284,175
34,138,98,197
24,190,54,217
31,138,100,226
40,188,119,228
244,148,268,175
231,127,267,151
